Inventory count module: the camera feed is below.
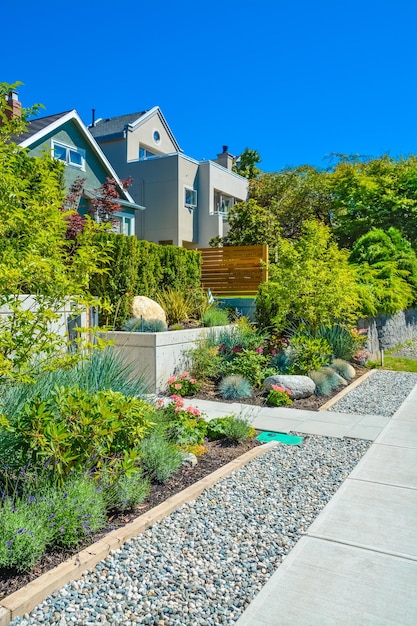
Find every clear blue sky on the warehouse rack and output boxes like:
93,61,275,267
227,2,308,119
3,0,417,172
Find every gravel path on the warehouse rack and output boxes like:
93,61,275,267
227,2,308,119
10,370,417,626
12,436,370,626
329,370,417,417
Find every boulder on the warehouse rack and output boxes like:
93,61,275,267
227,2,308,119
263,374,316,399
131,296,167,327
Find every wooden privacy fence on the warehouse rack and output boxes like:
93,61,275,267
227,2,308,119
198,245,268,296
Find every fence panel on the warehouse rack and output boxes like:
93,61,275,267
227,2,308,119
198,245,268,296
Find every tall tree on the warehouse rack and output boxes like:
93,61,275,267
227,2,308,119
232,147,262,179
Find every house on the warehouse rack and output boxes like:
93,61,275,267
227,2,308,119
10,92,144,235
89,106,248,248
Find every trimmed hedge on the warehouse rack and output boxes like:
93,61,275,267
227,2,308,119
90,234,201,328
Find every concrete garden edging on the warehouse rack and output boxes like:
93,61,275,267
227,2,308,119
0,441,278,626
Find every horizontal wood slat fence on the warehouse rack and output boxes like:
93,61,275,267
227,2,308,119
198,245,268,296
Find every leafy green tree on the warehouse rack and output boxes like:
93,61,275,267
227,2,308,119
349,228,417,314
328,155,417,248
232,147,262,179
212,165,331,245
0,82,110,383
255,221,360,332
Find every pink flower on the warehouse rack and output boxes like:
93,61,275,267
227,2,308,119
174,406,182,413
190,378,197,384
179,372,189,380
271,349,277,355
256,347,263,353
168,376,176,384
174,383,182,390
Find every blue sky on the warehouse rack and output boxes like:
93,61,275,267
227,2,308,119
3,0,417,172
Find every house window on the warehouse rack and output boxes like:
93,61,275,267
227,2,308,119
52,141,85,169
213,191,234,214
139,146,156,160
111,213,135,236
184,187,197,208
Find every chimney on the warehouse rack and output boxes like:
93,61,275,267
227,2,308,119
215,145,234,170
5,90,22,120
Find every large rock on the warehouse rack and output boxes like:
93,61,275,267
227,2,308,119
263,374,316,399
131,296,167,327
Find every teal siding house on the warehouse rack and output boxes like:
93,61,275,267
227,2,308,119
16,106,144,234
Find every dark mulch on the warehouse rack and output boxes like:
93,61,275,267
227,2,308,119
195,366,368,411
0,438,260,602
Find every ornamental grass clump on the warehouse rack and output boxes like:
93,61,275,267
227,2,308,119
206,415,254,444
218,375,252,400
266,384,293,407
139,431,182,483
309,367,341,396
331,358,356,380
168,372,200,396
202,306,230,327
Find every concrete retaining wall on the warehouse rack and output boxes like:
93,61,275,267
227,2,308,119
358,309,417,357
103,325,233,394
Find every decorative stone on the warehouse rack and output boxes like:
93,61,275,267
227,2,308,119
263,374,316,399
181,452,198,467
131,296,167,327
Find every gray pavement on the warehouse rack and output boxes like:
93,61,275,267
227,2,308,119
235,383,417,626
190,398,389,440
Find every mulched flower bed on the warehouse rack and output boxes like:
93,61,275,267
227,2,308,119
0,438,260,602
194,365,368,411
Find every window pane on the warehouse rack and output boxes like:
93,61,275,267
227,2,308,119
69,149,83,166
53,144,66,161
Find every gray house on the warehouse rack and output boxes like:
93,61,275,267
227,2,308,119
89,106,248,248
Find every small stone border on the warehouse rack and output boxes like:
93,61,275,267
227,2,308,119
0,441,278,626
317,368,376,412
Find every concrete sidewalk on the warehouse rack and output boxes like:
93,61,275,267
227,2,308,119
235,384,417,625
190,398,389,440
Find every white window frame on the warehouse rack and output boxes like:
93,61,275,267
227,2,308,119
212,190,234,215
52,140,85,170
139,146,157,160
184,186,197,208
111,212,135,236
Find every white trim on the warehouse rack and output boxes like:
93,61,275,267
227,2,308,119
126,106,182,152
18,109,137,206
184,186,197,208
51,139,86,171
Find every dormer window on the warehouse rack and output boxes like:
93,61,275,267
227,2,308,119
52,141,85,170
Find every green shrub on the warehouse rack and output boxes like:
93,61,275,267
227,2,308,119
1,386,155,482
331,358,356,380
206,415,254,443
101,470,150,512
288,335,332,375
156,396,207,446
202,306,230,327
189,343,224,381
309,367,341,396
139,431,183,483
316,325,364,361
266,384,293,407
122,317,167,332
218,375,252,400
221,349,268,388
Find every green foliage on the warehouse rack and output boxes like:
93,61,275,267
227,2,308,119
156,396,207,446
206,415,254,443
139,431,183,483
0,83,111,384
232,147,262,179
167,372,200,397
0,472,107,571
331,358,356,380
1,387,155,482
316,325,362,361
155,288,196,326
90,234,201,328
266,384,293,407
100,470,150,512
210,198,282,247
328,155,417,248
189,343,224,381
287,334,332,375
255,221,360,332
221,349,268,388
218,375,252,400
350,228,417,314
122,317,167,332
202,306,230,327
309,367,341,396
